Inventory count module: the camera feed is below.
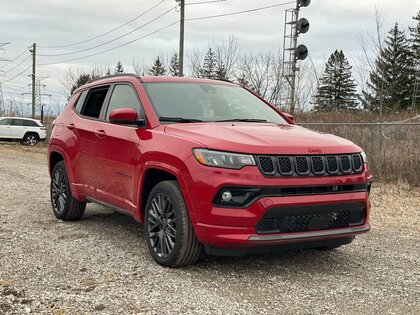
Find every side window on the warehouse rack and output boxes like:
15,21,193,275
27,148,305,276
75,91,87,114
11,119,25,126
27,120,39,127
0,119,11,126
106,85,142,120
80,87,109,119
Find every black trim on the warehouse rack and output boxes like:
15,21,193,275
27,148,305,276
213,183,369,208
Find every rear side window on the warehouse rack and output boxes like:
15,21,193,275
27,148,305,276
80,87,109,118
74,91,88,114
11,119,25,126
26,120,39,127
106,85,142,120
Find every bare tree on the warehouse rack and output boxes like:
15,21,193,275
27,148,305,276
236,51,285,107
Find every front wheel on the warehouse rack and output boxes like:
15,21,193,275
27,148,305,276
50,161,86,221
144,181,202,267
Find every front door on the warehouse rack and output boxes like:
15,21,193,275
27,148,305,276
94,84,145,212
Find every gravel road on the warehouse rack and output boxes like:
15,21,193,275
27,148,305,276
0,144,419,315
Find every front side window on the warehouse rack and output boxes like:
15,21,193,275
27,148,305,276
80,86,110,118
142,82,288,124
0,119,11,126
106,84,142,120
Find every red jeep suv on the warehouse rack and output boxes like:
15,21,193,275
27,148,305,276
48,74,371,267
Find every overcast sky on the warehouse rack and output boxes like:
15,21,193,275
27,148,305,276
0,0,418,114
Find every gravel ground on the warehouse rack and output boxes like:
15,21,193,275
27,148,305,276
0,143,419,315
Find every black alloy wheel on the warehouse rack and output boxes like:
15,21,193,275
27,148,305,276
144,181,202,267
50,161,86,221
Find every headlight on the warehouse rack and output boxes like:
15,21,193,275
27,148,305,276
361,151,368,164
193,149,256,169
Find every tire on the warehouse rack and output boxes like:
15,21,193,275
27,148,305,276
144,180,202,267
50,161,86,221
23,133,38,146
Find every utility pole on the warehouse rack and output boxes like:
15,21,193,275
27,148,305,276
30,43,36,118
176,0,185,77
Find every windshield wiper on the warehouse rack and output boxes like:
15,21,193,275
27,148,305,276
215,118,268,123
159,116,203,123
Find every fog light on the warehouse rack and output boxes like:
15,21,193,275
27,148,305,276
221,191,232,202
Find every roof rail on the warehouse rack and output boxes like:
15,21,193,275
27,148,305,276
87,73,142,84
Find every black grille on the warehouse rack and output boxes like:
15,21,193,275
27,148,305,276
278,157,293,174
258,157,274,173
295,157,309,174
256,153,364,177
255,202,365,234
352,154,362,171
327,156,339,174
311,156,324,174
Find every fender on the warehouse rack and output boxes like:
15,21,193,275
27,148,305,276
134,161,198,225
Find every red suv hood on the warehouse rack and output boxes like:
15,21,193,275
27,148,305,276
164,122,361,155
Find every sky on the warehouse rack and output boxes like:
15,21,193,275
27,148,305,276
0,0,418,115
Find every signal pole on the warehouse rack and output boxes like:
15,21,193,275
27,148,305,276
30,43,36,118
282,0,310,113
176,0,185,77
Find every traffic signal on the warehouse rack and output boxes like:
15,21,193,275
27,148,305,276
297,18,310,34
296,44,308,60
298,0,311,7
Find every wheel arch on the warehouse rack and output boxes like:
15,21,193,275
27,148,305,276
137,164,196,224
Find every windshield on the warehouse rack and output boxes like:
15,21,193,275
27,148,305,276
142,82,288,124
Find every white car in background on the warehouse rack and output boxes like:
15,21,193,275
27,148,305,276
0,117,47,145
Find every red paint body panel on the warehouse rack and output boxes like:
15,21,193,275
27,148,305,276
49,75,371,251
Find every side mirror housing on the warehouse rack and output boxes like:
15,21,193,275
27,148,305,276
109,108,146,127
282,112,295,124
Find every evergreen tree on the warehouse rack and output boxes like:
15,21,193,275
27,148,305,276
105,68,111,76
71,73,92,95
410,11,420,57
314,50,358,111
215,60,228,80
148,56,166,76
169,52,180,76
200,48,217,79
236,73,251,90
114,61,125,74
363,23,413,112
410,11,420,109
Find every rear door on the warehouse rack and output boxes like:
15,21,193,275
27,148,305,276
10,119,26,139
69,86,111,198
93,83,145,212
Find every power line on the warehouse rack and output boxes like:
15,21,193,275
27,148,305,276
38,20,179,66
1,65,32,83
186,1,295,21
0,48,29,69
1,55,31,75
38,0,169,49
38,6,177,57
186,0,227,5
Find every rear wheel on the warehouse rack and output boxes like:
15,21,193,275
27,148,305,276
144,181,202,267
23,133,38,146
50,161,86,221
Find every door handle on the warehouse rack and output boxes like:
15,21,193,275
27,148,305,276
95,129,106,138
66,123,75,130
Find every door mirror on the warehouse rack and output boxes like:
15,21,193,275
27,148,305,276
109,108,146,127
282,112,295,124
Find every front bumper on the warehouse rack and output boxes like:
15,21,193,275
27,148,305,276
184,156,372,249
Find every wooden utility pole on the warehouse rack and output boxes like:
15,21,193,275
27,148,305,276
30,43,36,118
177,0,185,77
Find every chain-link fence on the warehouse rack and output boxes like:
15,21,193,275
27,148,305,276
299,123,420,185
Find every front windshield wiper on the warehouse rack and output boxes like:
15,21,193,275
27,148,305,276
159,116,203,123
215,118,268,123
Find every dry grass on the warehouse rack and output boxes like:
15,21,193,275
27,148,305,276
0,142,48,161
370,182,420,232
